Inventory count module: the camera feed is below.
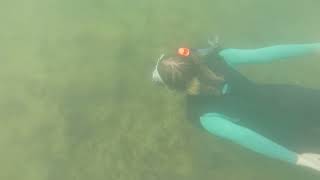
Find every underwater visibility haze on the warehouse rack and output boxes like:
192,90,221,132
1,0,320,179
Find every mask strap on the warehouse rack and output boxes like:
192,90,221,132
152,54,165,83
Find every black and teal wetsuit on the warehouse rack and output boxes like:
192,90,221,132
188,43,320,164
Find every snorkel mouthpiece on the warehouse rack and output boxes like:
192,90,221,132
178,47,191,57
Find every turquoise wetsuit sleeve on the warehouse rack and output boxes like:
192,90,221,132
200,113,297,164
219,43,320,65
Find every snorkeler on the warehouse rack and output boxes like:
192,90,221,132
152,40,320,171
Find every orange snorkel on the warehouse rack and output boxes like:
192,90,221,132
178,47,191,57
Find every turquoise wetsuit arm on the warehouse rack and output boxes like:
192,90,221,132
219,43,320,65
200,113,298,164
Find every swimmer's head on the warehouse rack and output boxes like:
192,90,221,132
152,49,225,95
153,55,198,93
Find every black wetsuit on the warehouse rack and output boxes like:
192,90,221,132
187,50,320,152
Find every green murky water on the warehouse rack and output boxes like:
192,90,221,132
1,0,320,179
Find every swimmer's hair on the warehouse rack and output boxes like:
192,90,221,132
157,54,225,95
186,78,200,95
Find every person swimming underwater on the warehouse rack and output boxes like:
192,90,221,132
152,40,320,172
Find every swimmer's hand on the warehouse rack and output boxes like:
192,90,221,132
207,35,219,48
296,153,320,171
196,36,220,56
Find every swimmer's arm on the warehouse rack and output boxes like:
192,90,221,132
200,113,298,164
219,43,320,65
